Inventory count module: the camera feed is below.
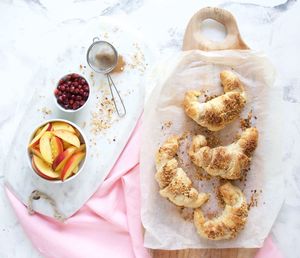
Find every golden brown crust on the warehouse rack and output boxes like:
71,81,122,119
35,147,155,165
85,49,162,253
155,135,179,165
189,128,259,180
155,136,209,208
220,70,244,93
183,71,246,131
194,182,248,240
155,158,178,188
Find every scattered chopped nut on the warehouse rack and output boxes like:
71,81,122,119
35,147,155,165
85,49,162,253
90,92,118,135
240,110,253,130
41,107,52,115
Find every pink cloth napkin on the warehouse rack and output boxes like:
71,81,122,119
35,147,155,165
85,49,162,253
6,121,283,258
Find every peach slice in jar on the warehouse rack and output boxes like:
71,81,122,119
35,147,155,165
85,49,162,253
63,141,73,150
50,136,64,160
75,144,86,153
73,166,79,174
32,155,60,180
52,121,76,134
34,127,42,137
28,123,52,147
40,131,54,164
53,130,80,148
52,146,77,172
29,145,43,160
61,152,85,181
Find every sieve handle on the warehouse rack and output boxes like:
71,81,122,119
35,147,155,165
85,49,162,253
107,74,126,117
93,37,100,42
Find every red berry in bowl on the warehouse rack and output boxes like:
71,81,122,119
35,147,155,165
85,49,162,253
54,73,89,111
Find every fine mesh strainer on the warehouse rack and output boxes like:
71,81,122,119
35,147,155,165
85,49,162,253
87,37,126,117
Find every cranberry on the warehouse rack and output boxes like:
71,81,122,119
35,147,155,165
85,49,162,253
55,73,89,110
71,73,79,79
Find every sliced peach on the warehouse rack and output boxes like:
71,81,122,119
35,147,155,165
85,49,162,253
40,131,53,164
63,141,72,150
50,136,63,160
29,146,43,160
32,155,59,180
52,146,77,172
53,130,80,148
61,152,85,181
29,123,52,147
52,122,75,133
73,166,79,174
34,127,42,137
74,129,81,138
75,144,86,153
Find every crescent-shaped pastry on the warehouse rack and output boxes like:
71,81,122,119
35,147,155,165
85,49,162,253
194,182,248,240
189,127,258,180
183,70,246,131
155,136,209,208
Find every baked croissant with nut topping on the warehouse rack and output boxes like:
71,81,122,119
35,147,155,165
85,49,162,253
155,136,209,208
194,182,248,240
189,127,258,180
183,70,246,131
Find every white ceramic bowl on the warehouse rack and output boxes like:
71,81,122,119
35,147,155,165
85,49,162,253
27,119,88,183
53,73,90,113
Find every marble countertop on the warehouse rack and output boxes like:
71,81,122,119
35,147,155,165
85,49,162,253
1,0,299,257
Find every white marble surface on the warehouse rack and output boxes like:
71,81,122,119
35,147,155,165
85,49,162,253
0,0,300,257
4,16,153,219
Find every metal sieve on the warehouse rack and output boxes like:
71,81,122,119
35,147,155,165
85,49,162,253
87,37,126,117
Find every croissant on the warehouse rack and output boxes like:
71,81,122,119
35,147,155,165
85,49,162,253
155,136,209,208
183,70,246,131
194,182,248,240
189,127,258,180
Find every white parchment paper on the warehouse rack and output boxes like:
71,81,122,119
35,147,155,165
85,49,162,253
140,50,284,249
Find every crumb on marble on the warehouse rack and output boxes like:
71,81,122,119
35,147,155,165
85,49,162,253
90,92,119,135
41,107,52,115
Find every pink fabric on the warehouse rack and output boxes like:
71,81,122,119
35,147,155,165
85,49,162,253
6,121,283,258
255,237,284,258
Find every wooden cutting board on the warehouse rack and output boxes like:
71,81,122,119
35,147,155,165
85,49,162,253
151,7,257,258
